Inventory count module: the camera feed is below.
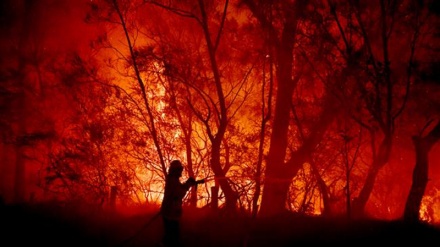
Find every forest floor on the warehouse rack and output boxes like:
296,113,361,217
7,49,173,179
1,202,439,247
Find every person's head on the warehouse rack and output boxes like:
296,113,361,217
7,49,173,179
168,160,184,177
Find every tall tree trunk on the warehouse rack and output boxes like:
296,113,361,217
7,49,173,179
260,81,339,216
259,14,298,216
244,0,338,217
252,53,273,218
210,138,237,210
404,121,440,222
197,0,238,211
352,134,392,218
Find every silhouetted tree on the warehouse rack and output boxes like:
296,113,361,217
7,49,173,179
325,0,433,218
404,121,440,222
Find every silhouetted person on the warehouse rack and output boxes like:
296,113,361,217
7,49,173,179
160,160,197,247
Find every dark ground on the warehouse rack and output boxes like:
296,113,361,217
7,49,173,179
1,203,439,247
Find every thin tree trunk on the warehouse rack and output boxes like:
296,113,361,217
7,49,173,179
112,0,167,175
252,52,273,218
197,0,238,211
352,135,392,218
309,160,332,217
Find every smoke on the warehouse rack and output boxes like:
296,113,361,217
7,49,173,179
37,0,101,52
0,0,101,54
